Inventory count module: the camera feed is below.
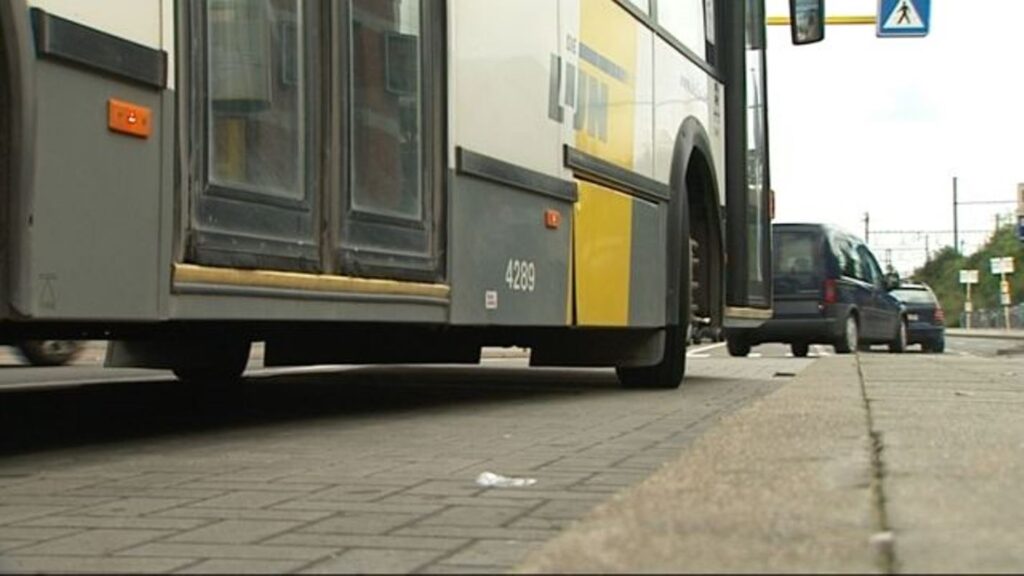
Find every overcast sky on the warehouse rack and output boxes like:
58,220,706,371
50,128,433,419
764,0,1023,274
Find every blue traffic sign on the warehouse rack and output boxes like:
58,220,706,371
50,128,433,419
1018,215,1024,242
877,0,931,37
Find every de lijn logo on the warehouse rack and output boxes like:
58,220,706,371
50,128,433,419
877,0,931,37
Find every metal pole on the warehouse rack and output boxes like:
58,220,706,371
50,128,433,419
1004,272,1012,331
953,177,959,255
966,283,972,330
864,212,870,243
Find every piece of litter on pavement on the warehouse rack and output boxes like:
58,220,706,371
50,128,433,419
954,390,974,397
773,372,796,378
869,531,894,553
476,471,537,488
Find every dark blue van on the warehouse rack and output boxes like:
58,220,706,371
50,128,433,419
726,223,907,357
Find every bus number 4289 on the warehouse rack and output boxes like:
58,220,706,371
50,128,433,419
505,259,537,293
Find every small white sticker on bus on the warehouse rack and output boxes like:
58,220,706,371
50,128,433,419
485,290,499,310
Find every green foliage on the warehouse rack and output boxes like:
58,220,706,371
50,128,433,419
911,225,1024,326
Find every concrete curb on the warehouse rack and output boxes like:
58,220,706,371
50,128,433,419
517,355,881,573
946,329,1024,341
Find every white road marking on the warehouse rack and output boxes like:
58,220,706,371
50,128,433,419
687,343,726,357
748,353,763,358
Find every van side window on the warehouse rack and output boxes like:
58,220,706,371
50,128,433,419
839,237,860,279
857,245,884,286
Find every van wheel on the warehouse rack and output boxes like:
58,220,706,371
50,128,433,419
727,336,751,357
15,340,84,366
791,343,810,358
834,315,858,354
924,338,945,354
889,318,908,353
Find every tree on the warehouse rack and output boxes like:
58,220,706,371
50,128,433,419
911,225,1024,326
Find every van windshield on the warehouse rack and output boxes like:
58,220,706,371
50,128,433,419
773,229,822,295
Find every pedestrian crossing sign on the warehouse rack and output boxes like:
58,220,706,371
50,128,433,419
877,0,930,37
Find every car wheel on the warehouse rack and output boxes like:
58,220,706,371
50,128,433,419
888,318,908,353
791,343,810,358
726,336,751,357
834,315,858,354
15,340,84,367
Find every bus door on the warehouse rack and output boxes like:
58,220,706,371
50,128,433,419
724,0,772,317
187,0,443,283
335,0,443,282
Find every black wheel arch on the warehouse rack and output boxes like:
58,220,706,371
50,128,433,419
666,117,724,328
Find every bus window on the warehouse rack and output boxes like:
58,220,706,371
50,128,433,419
623,0,650,16
208,0,305,200
350,0,424,220
190,0,319,272
657,0,706,58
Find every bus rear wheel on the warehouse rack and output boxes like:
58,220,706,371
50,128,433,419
16,340,84,366
615,325,686,389
172,341,251,387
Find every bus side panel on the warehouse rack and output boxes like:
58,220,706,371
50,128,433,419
573,182,665,328
629,197,667,326
17,37,163,319
569,0,654,176
450,0,562,178
574,181,631,326
652,38,718,197
448,174,572,326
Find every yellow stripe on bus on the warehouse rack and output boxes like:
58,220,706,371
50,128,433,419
173,264,450,299
574,181,632,326
576,0,638,170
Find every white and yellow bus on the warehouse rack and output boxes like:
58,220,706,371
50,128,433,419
0,0,822,387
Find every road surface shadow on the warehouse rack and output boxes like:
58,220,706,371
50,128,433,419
0,365,720,458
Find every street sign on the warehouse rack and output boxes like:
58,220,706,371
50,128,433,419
990,257,1015,275
1002,293,1013,306
959,269,979,285
877,0,930,37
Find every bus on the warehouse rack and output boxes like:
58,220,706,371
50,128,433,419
0,0,822,387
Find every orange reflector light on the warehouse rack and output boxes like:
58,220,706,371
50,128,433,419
544,209,562,229
108,99,152,138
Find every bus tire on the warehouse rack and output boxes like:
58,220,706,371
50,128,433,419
172,341,251,387
616,326,686,389
15,340,84,367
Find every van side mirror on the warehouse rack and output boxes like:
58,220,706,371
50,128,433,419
789,0,825,45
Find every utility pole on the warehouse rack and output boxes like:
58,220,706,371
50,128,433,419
925,235,930,262
953,176,959,255
863,212,870,243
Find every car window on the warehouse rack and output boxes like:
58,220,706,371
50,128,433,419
892,288,935,304
774,231,820,276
